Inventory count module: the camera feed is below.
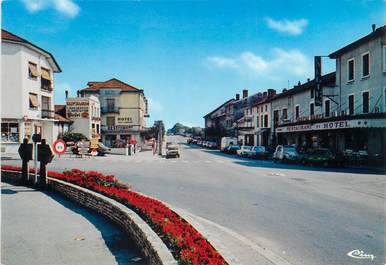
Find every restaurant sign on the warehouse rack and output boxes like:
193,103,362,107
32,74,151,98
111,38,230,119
276,118,386,133
67,100,89,118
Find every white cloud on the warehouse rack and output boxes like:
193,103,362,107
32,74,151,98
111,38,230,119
147,97,163,113
265,17,308,36
206,56,238,69
21,0,79,17
240,52,268,73
206,48,312,79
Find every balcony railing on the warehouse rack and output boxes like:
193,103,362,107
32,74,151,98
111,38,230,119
41,109,55,119
101,106,119,113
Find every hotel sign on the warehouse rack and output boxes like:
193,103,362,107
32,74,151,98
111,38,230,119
117,117,133,124
276,119,386,133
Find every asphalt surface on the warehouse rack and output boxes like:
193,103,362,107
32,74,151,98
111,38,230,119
1,182,146,265
2,135,385,265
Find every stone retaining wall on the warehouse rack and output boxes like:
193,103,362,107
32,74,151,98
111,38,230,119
1,170,177,265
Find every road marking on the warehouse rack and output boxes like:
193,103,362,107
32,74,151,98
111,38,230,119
172,207,293,265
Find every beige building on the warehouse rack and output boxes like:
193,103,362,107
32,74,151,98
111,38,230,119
66,95,101,140
80,78,149,147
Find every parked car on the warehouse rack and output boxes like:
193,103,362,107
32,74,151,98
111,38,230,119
301,148,340,166
224,144,241,154
237,146,253,156
273,145,300,163
96,142,111,156
246,146,269,159
207,141,218,149
166,144,180,158
220,137,238,151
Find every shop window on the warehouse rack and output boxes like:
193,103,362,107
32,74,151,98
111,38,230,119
361,52,370,78
348,95,354,115
310,103,315,116
347,58,355,82
41,68,52,91
1,122,19,142
28,62,38,79
29,93,38,109
295,105,300,120
362,91,369,113
325,100,331,117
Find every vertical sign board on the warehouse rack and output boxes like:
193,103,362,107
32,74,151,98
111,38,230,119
314,56,322,106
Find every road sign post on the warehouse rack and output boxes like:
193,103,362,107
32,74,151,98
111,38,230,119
32,133,41,185
53,139,67,157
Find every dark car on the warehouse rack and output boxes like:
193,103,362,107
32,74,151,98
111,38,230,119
247,146,269,160
301,148,336,166
224,144,241,154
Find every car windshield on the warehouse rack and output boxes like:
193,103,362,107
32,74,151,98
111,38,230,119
243,146,252,150
255,146,265,152
168,145,179,150
284,146,297,153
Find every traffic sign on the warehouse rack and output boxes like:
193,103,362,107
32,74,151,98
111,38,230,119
53,139,67,155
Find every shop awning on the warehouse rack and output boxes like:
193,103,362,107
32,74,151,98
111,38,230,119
28,63,39,77
29,93,38,108
41,68,51,80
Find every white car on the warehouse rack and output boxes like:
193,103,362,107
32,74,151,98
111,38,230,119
236,146,253,156
166,144,180,159
273,145,300,162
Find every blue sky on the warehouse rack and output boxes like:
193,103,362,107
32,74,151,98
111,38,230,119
2,0,385,128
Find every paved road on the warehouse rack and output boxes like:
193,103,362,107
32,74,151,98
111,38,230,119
3,135,385,265
1,182,146,265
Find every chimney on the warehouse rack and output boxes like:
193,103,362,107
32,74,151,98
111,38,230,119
235,93,240,101
263,91,268,98
242,89,248,98
77,90,80,97
65,90,68,99
282,88,288,93
268,89,276,97
372,24,376,32
297,81,301,86
307,78,310,82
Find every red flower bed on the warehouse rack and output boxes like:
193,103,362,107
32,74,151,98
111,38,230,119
1,165,227,265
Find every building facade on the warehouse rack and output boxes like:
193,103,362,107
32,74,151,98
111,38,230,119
1,29,61,153
80,78,149,147
272,25,386,158
66,96,101,140
253,89,276,146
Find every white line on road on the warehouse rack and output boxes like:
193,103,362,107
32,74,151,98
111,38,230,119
172,207,293,265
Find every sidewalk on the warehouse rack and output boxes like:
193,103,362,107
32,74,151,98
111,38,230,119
1,181,146,265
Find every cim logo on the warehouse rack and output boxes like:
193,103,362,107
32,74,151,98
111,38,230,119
347,249,376,261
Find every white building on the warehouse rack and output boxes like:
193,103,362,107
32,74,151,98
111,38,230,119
66,96,101,140
1,29,61,153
